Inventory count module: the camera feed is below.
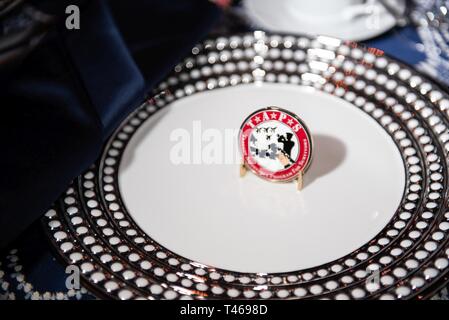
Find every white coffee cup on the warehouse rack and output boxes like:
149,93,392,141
244,0,404,41
288,0,365,18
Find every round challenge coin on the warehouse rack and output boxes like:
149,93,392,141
239,107,313,185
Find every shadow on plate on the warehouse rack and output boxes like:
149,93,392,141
304,134,347,187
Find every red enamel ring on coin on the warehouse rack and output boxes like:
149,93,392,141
239,106,313,190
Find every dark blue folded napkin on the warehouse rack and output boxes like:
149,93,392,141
0,0,222,248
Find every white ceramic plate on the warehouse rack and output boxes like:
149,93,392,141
44,33,449,300
119,83,405,273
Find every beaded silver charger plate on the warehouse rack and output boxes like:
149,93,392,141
43,32,449,300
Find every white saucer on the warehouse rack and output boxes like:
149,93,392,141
119,83,405,273
243,0,406,41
